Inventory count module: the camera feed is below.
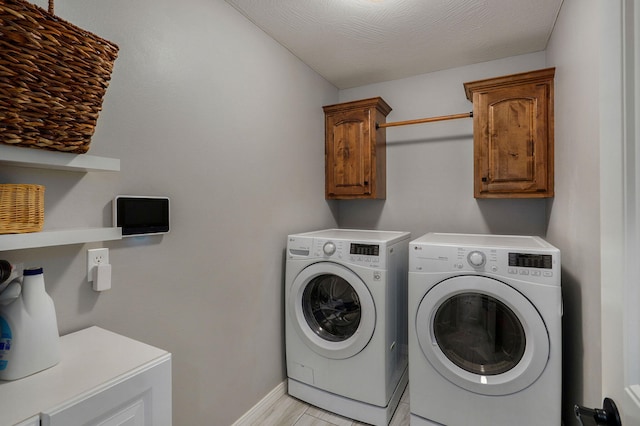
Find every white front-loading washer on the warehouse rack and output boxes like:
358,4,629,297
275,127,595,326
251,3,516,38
286,229,410,425
408,233,562,426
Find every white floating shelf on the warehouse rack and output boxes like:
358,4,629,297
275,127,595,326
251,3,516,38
0,227,122,251
0,144,120,172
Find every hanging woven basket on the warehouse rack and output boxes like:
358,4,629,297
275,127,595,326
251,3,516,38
0,0,119,154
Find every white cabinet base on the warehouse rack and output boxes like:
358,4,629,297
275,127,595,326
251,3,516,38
1,327,171,426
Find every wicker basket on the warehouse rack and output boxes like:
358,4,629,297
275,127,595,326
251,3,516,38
0,184,44,234
0,0,119,154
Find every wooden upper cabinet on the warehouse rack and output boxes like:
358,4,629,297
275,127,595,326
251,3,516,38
464,68,555,198
323,97,392,199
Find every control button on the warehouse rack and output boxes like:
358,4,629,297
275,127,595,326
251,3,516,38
491,265,498,272
543,271,553,277
467,251,486,267
323,242,336,256
508,268,518,274
532,270,541,277
519,269,529,276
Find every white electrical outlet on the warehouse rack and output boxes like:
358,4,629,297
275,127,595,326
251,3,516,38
87,248,109,283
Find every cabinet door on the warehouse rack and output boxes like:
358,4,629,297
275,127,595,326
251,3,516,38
41,357,171,426
325,109,373,198
474,81,553,198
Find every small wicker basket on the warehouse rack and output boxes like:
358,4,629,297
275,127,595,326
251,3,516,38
0,184,44,234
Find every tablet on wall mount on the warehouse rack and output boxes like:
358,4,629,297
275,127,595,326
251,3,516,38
113,196,170,237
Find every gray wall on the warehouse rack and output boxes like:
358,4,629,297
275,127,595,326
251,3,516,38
2,1,338,425
545,1,603,424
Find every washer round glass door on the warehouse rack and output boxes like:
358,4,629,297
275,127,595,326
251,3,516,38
289,262,376,359
415,275,549,396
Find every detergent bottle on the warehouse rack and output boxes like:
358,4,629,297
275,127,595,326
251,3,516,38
0,266,61,380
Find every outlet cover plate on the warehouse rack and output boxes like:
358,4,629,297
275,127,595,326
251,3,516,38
87,248,109,282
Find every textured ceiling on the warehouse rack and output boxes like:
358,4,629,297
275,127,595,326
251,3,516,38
225,0,564,89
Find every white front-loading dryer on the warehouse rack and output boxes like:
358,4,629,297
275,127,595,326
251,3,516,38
408,233,562,426
286,229,410,426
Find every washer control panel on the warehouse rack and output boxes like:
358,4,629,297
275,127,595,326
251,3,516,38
287,236,388,268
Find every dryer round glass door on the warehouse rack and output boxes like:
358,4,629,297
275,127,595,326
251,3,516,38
434,293,526,376
290,262,376,359
415,275,549,396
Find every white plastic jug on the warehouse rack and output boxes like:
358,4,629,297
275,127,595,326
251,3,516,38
0,267,61,380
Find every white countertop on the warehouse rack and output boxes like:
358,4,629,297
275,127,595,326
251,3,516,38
0,326,170,425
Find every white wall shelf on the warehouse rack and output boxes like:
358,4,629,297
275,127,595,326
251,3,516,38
0,144,120,172
0,145,122,250
0,227,122,251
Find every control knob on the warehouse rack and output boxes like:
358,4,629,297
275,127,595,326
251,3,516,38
323,242,336,256
468,251,486,267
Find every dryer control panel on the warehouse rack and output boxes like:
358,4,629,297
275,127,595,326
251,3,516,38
409,235,560,286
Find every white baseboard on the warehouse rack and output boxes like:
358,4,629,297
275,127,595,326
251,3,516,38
231,381,287,425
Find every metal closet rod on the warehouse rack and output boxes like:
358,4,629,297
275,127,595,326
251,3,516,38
376,111,473,129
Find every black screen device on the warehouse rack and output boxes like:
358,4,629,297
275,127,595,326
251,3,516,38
114,196,170,237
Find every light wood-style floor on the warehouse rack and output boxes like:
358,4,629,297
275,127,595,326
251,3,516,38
248,385,410,426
